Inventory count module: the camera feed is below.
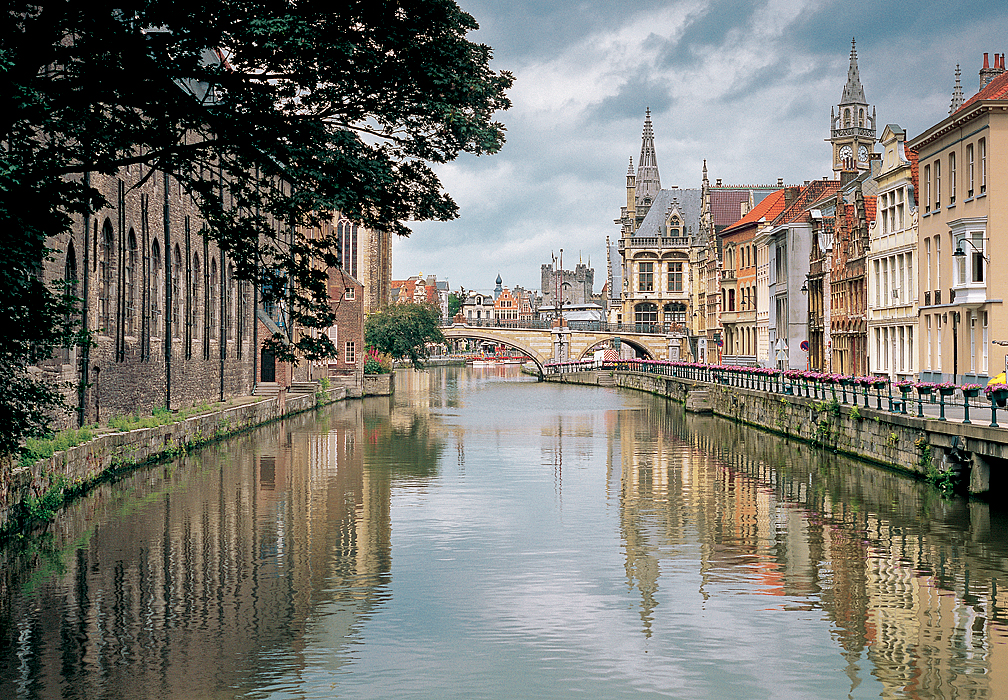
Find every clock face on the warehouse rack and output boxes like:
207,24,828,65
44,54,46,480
858,145,869,162
839,145,853,161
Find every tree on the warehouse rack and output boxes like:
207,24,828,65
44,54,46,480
365,303,445,369
2,2,512,450
448,292,463,319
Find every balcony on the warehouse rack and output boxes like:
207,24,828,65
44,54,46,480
952,282,987,309
720,268,736,281
619,235,692,250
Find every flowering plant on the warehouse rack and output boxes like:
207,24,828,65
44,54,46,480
935,381,958,392
984,383,1008,397
961,384,983,391
364,346,392,374
895,379,915,390
915,382,937,391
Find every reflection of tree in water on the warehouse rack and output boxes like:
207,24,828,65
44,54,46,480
0,399,433,698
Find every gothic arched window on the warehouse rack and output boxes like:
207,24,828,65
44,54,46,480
151,239,161,337
844,108,851,128
191,253,200,343
100,219,114,334
209,257,217,339
126,229,137,335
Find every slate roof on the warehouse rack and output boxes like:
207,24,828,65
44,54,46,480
634,188,703,241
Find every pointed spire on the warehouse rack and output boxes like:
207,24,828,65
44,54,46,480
950,64,965,115
636,108,661,204
627,156,634,176
840,37,867,105
702,158,708,183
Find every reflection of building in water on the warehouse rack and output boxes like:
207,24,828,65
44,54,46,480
1,401,395,698
613,397,1008,695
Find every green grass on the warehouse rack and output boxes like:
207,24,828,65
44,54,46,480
20,427,95,468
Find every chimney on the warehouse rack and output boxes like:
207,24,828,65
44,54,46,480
784,186,800,207
804,180,810,186
777,177,784,187
980,51,1004,90
715,178,722,187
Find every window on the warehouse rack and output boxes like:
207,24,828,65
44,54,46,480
126,230,137,335
100,219,114,333
151,240,161,337
327,325,337,344
844,108,851,127
874,260,880,306
949,151,956,204
191,254,200,342
926,316,932,370
634,302,658,328
925,238,931,292
934,159,941,208
967,143,974,197
345,340,355,364
980,138,987,194
983,311,989,373
971,311,976,373
638,261,653,292
955,234,967,285
924,165,931,212
935,235,941,292
667,262,683,292
172,245,181,338
344,286,355,300
971,231,985,283
209,258,217,339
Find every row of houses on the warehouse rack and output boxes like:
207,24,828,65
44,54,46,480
609,42,1008,384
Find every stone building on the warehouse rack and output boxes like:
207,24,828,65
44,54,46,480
326,214,391,317
540,262,594,309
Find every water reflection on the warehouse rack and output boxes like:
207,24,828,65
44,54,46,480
3,369,1008,698
614,393,1008,697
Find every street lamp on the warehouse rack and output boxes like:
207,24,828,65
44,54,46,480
953,238,990,263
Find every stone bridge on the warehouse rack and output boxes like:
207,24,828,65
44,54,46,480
441,323,677,374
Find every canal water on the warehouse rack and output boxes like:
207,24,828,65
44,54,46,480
2,365,1008,699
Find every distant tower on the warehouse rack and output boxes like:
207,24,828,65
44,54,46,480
949,64,965,115
830,38,876,175
494,273,503,300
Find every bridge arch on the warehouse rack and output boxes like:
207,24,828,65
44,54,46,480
576,336,656,362
441,326,549,374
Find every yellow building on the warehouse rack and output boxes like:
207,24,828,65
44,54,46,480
908,57,1008,382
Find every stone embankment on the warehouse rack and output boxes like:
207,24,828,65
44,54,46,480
547,368,1008,497
2,385,357,537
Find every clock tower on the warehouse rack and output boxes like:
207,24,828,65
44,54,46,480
830,38,876,175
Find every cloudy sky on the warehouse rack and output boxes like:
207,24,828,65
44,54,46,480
393,0,1008,294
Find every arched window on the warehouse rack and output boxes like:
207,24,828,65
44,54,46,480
100,219,114,334
151,239,161,337
172,245,181,338
62,242,78,363
844,108,851,128
858,108,864,127
634,302,658,331
191,253,200,343
227,263,235,340
209,257,217,339
125,229,137,335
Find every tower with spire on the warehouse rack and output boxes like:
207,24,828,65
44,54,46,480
636,108,661,206
829,38,876,175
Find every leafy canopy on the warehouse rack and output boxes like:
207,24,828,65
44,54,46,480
365,303,445,369
1,1,511,449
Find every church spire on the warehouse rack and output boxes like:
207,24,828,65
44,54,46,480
840,37,867,105
949,64,965,114
636,108,661,205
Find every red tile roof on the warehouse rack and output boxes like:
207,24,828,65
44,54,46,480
772,180,841,227
955,69,1008,115
721,189,786,233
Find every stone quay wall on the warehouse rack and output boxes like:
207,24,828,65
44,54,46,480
1,386,347,536
548,369,1008,496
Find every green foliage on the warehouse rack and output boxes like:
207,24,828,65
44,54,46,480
1,1,512,456
849,405,861,420
916,438,954,496
20,427,95,468
448,292,462,318
366,303,445,369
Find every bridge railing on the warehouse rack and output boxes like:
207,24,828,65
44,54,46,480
544,358,1007,427
444,318,683,336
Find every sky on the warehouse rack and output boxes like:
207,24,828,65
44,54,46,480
393,0,1008,295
